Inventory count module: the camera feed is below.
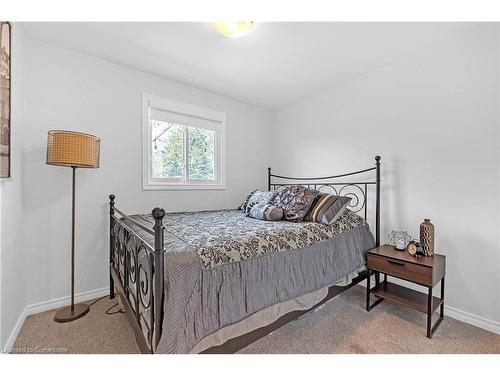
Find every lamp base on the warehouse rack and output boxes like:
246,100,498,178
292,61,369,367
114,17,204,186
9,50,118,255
54,303,89,323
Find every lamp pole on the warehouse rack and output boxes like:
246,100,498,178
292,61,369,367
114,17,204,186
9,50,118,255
54,166,89,322
71,166,76,311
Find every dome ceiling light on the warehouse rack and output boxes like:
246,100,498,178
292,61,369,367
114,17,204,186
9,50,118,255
214,21,254,38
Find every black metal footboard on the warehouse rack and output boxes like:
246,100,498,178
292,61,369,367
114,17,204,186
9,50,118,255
109,195,165,353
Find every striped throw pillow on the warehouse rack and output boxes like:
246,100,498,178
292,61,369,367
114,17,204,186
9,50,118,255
307,193,352,225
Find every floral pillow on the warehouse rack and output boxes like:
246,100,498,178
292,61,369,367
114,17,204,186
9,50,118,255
243,190,273,213
240,190,283,221
240,189,258,211
271,185,318,222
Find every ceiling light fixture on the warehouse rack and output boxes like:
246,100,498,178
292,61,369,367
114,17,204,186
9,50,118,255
214,21,254,38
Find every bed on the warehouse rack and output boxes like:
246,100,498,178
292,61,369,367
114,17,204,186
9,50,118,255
108,156,381,354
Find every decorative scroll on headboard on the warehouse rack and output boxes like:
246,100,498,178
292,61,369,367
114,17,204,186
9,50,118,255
268,156,381,246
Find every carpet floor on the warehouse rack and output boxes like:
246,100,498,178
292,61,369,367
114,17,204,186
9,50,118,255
12,285,500,354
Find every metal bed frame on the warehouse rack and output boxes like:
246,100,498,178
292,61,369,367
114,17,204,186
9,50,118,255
108,155,381,353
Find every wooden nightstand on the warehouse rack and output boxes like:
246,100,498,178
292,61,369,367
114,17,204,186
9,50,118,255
366,244,446,338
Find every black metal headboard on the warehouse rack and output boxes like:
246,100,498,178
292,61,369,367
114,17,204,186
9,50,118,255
268,156,381,246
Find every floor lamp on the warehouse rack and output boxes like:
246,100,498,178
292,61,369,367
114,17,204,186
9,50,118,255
46,130,100,323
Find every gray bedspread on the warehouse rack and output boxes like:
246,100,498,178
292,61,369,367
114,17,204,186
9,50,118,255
126,209,375,354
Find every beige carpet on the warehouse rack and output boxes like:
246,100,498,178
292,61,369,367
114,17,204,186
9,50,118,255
12,285,500,354
12,296,139,354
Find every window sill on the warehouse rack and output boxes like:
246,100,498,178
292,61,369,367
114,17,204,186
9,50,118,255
142,183,226,191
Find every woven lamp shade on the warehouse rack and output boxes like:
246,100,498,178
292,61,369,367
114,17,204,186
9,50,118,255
47,130,100,168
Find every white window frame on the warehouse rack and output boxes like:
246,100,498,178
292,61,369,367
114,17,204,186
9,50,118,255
142,94,226,190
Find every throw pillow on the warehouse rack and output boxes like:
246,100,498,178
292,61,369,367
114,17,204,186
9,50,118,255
271,185,318,222
307,193,352,225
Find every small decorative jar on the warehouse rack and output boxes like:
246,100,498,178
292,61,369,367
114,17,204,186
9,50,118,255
388,230,412,251
420,219,434,256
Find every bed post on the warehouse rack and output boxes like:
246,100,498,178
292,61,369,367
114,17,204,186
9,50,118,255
152,207,166,352
268,167,272,191
375,156,381,246
109,194,116,300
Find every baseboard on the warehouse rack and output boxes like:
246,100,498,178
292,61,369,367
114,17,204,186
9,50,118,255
365,278,500,335
445,305,500,335
2,306,28,353
25,287,108,316
2,287,108,352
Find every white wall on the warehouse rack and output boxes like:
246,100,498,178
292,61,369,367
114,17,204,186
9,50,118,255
0,26,26,348
272,24,500,325
1,30,273,347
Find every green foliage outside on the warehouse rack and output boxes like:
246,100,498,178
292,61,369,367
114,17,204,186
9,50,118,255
188,127,214,180
152,121,214,181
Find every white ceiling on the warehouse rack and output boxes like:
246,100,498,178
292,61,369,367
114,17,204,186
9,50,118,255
21,22,479,109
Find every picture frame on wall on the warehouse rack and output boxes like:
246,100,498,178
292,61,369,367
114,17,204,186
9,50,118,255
1,21,11,179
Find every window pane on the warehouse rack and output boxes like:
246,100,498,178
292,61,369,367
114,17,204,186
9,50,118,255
188,127,215,181
152,121,184,179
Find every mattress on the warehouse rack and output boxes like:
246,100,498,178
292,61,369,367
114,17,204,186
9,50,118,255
124,209,375,353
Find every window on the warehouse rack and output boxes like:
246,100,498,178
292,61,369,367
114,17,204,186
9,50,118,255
142,94,225,190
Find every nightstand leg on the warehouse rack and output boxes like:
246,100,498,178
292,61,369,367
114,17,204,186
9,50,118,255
375,271,380,286
384,273,387,283
366,268,384,312
427,287,432,339
440,277,445,319
427,278,445,338
366,269,371,310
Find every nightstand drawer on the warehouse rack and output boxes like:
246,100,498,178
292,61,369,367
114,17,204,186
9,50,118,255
367,254,432,286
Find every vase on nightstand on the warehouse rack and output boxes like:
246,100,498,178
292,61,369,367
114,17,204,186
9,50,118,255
420,219,434,256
